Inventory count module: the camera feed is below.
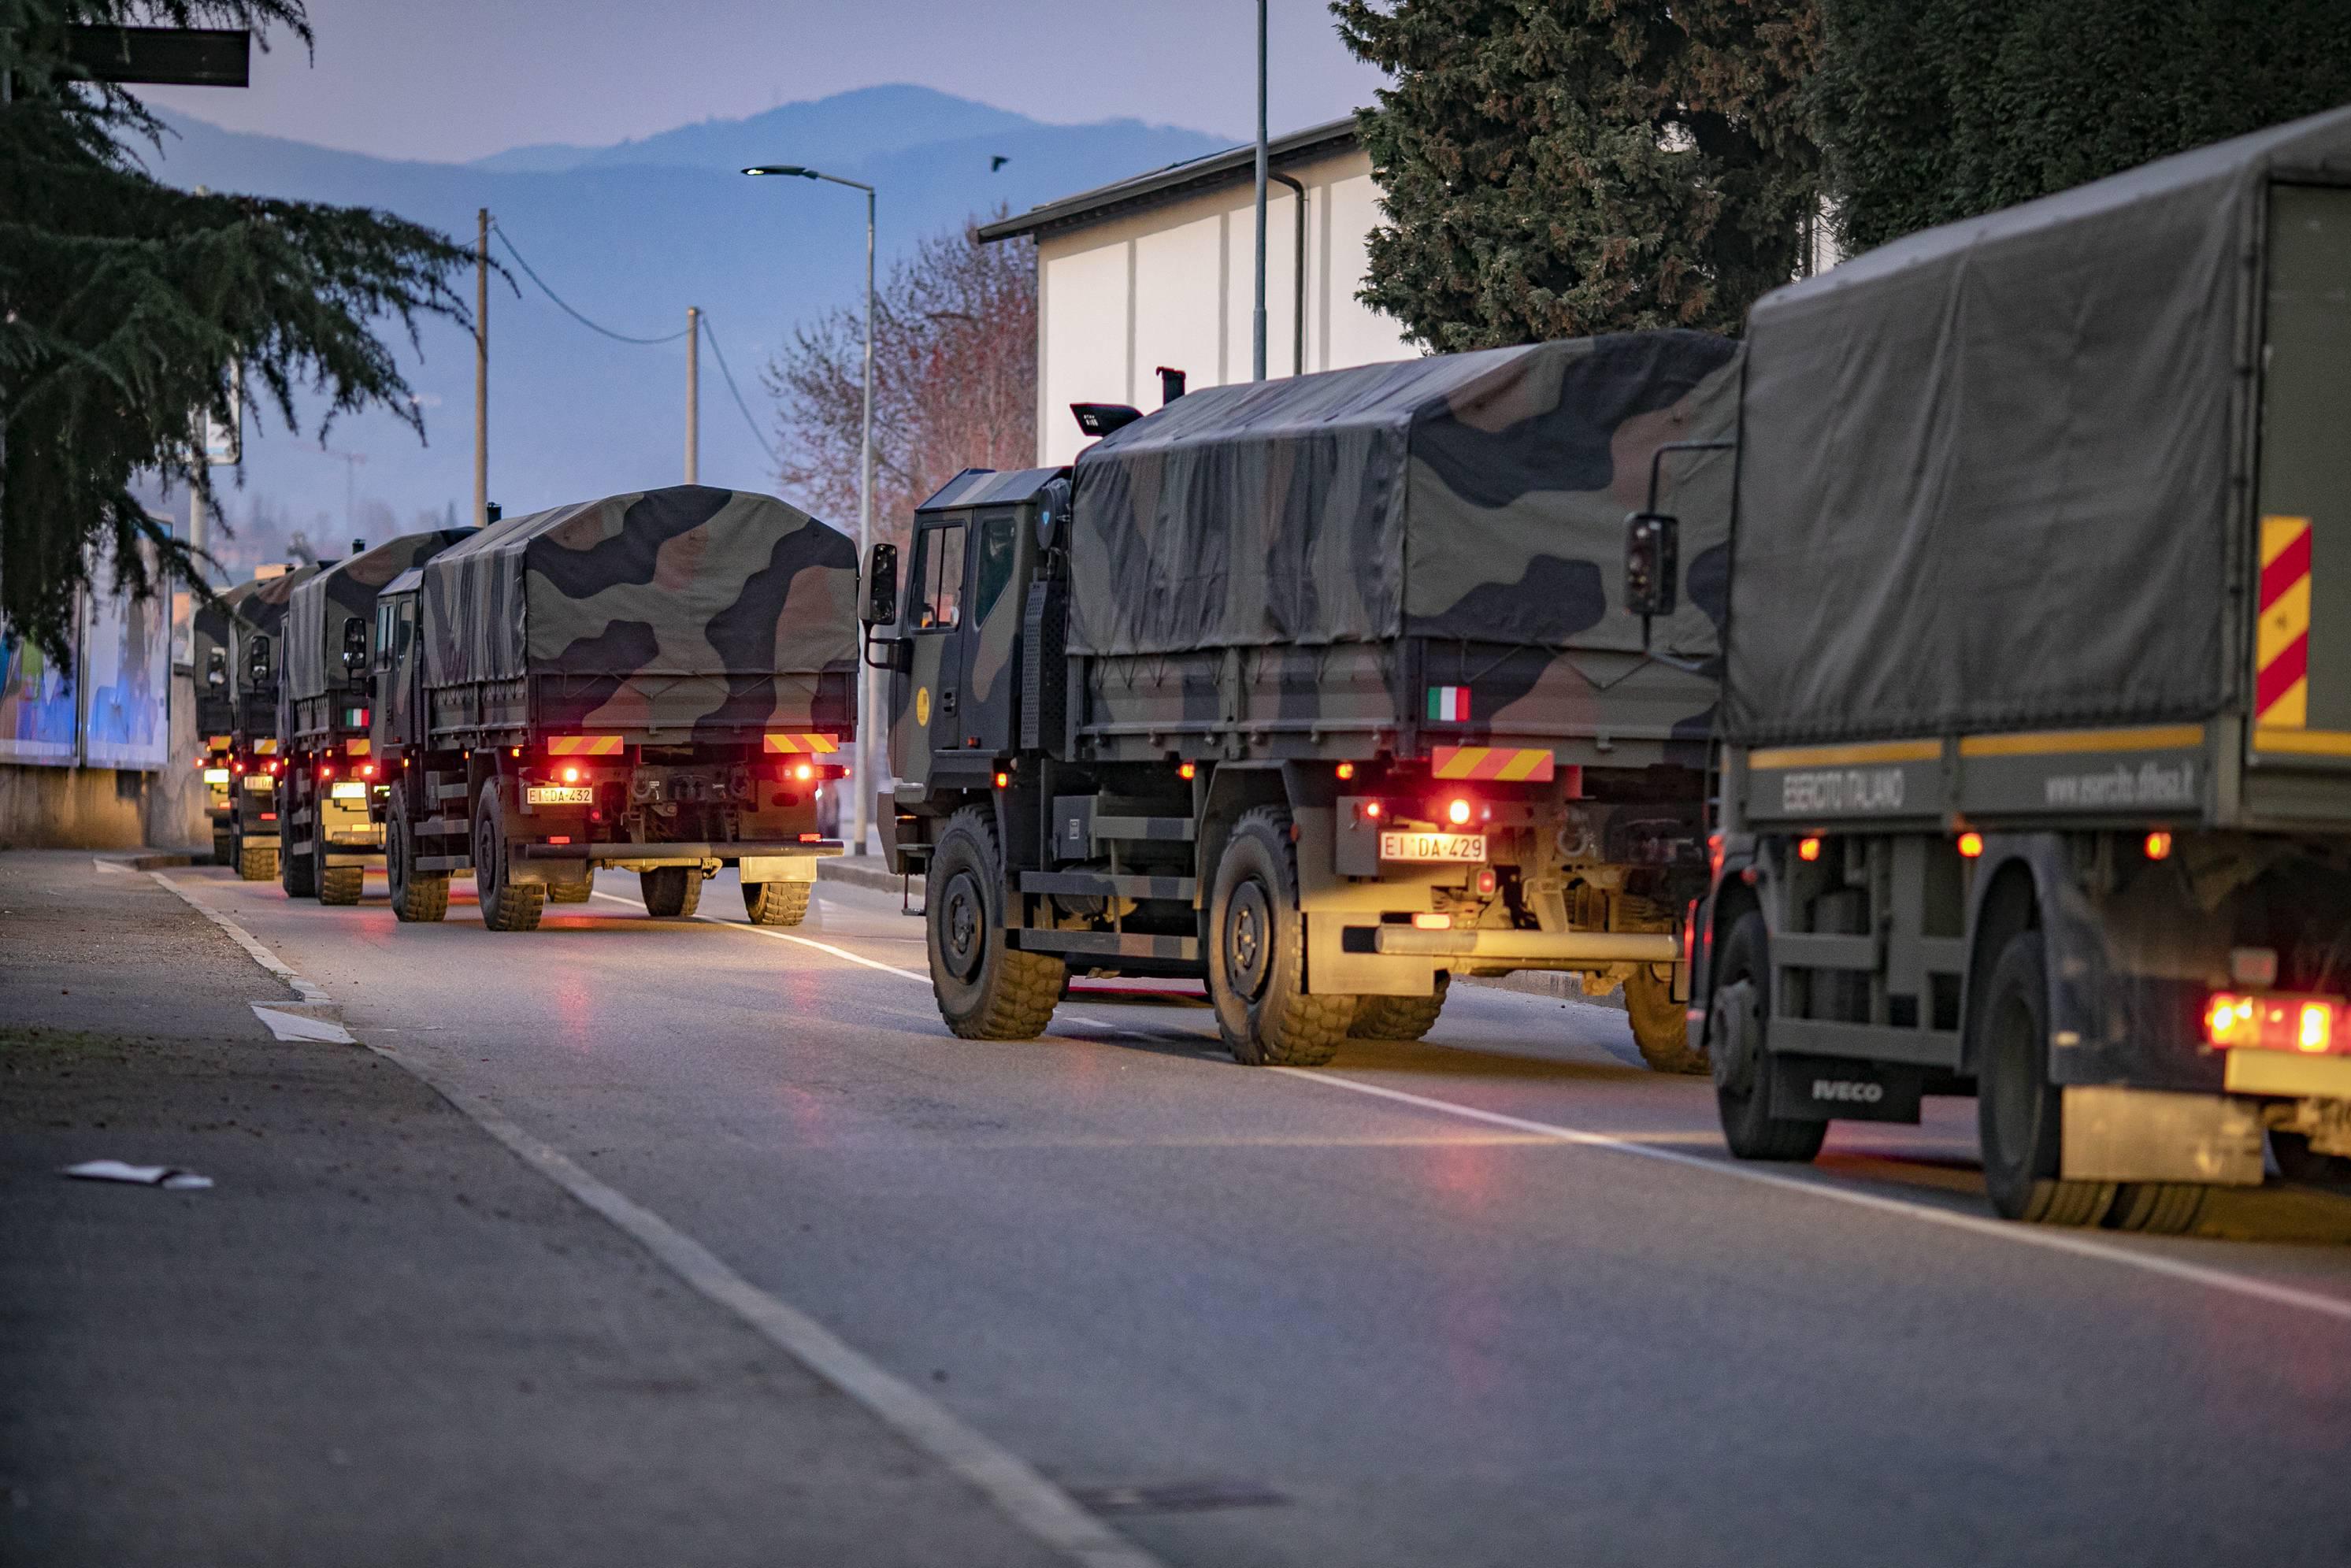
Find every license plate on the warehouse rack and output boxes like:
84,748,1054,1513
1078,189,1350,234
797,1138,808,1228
1379,831,1487,862
527,786,595,805
329,781,369,801
243,775,275,792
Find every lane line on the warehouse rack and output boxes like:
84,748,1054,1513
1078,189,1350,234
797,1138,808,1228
1276,1070,2351,1325
606,877,2351,1323
589,889,932,983
155,873,1166,1568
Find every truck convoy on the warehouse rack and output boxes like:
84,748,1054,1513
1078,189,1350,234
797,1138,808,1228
867,332,1739,1069
192,578,261,866
281,532,474,904
369,485,858,931
1689,106,2351,1230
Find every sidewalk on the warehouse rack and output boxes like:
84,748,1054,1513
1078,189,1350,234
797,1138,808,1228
0,851,1059,1568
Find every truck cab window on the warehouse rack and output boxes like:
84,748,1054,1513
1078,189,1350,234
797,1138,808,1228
973,512,1018,625
916,523,966,629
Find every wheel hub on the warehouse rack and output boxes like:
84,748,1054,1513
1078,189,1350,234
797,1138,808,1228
1226,880,1272,1002
940,870,986,982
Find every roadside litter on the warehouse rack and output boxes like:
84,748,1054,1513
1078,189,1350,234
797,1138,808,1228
62,1160,215,1191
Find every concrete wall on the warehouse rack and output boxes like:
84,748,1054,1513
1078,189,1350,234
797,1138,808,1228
1033,147,1416,466
0,669,209,851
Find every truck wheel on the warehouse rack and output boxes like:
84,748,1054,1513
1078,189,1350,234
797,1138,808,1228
928,806,1063,1039
1209,806,1353,1067
744,880,810,927
547,871,594,905
2105,1182,2208,1235
1350,974,1450,1040
473,789,543,932
237,843,277,882
1628,964,1708,1073
386,785,447,924
1709,912,1826,1162
212,828,233,866
640,866,703,917
318,863,364,906
280,779,317,899
1977,930,2115,1225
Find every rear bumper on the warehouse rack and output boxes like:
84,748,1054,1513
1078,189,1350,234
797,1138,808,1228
2225,1048,2351,1099
517,839,845,870
1370,928,1678,966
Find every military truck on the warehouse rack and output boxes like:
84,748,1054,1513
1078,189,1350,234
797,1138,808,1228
191,578,261,865
1689,106,2351,1230
866,332,1738,1068
369,486,857,931
282,532,473,904
205,563,322,880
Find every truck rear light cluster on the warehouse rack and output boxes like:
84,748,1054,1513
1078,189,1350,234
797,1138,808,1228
2205,992,2351,1055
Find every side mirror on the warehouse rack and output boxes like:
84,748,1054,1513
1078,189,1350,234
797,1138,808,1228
1624,513,1679,619
865,541,899,628
246,633,273,686
205,647,228,688
340,615,369,677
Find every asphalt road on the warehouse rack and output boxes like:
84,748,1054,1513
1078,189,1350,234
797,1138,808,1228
169,862,2351,1568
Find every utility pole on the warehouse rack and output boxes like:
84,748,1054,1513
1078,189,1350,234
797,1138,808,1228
473,208,488,526
684,306,700,484
1252,0,1269,382
858,185,875,857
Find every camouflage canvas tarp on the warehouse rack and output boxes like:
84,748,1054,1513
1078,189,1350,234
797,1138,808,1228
419,486,858,733
1726,103,2351,747
286,531,474,703
1066,331,1740,658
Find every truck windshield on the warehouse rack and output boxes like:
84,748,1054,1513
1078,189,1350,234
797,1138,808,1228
915,523,966,629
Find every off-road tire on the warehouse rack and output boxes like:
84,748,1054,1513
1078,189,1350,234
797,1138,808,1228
386,784,448,924
1350,974,1450,1040
2105,1182,2208,1235
744,880,811,927
547,872,595,905
1629,963,1707,1073
280,780,317,899
928,806,1063,1039
1209,806,1354,1067
1978,931,2115,1225
212,828,233,866
474,788,544,932
318,865,364,906
1711,912,1827,1162
237,843,277,881
640,866,703,918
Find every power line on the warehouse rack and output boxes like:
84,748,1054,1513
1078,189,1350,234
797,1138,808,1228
491,221,692,345
489,220,778,469
696,311,781,468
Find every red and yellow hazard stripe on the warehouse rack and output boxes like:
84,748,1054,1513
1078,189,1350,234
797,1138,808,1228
762,732,841,755
547,734,625,757
2258,515,2312,729
1431,744,1555,782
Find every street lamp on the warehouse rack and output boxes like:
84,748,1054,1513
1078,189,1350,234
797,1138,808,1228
745,163,877,858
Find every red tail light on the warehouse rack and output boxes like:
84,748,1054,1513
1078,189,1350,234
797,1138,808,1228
2206,992,2349,1055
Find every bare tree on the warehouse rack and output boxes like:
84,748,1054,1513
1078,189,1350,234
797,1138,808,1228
766,217,1036,551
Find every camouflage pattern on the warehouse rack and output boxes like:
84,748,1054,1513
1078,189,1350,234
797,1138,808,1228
286,531,475,710
191,579,261,733
419,485,858,736
1066,332,1739,759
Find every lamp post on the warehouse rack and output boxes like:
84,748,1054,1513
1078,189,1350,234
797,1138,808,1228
745,163,877,858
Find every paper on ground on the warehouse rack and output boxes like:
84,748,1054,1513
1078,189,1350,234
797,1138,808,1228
64,1160,213,1191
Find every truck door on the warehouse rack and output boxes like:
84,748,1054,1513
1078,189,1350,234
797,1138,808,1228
2251,183,2351,760
897,516,969,791
956,507,1026,755
373,591,420,751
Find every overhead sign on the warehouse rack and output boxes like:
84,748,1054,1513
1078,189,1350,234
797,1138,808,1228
65,26,250,88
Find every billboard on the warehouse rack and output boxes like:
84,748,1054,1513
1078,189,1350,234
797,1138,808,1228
0,620,80,764
80,556,172,770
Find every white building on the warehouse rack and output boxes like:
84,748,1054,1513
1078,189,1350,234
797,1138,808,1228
981,119,1416,468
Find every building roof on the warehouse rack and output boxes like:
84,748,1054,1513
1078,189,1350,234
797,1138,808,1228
977,117,1360,244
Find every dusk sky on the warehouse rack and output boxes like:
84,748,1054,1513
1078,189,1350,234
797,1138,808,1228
143,1,1390,160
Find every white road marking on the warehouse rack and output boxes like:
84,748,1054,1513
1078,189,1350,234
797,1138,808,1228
250,1004,356,1044
158,872,1163,1568
588,890,933,983
1278,1070,2351,1326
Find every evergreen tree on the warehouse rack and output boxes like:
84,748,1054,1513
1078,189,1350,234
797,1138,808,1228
1332,0,1820,351
1,2,473,663
1816,0,2351,253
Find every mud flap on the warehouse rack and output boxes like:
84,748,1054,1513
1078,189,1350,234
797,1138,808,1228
1767,1054,1923,1124
2059,1086,2264,1185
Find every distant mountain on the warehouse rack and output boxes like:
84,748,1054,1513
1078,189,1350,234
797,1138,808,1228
139,88,1226,569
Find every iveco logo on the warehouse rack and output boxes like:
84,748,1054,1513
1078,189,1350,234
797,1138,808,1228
1811,1079,1884,1103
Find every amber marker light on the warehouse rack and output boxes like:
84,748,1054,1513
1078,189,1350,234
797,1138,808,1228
2145,830,2173,861
1335,762,1355,780
1956,831,1985,858
2300,1002,2334,1054
994,771,1010,789
1797,836,1823,862
1177,762,1196,780
1447,797,1474,826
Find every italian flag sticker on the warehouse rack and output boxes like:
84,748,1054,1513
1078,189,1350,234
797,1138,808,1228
1428,686,1470,722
